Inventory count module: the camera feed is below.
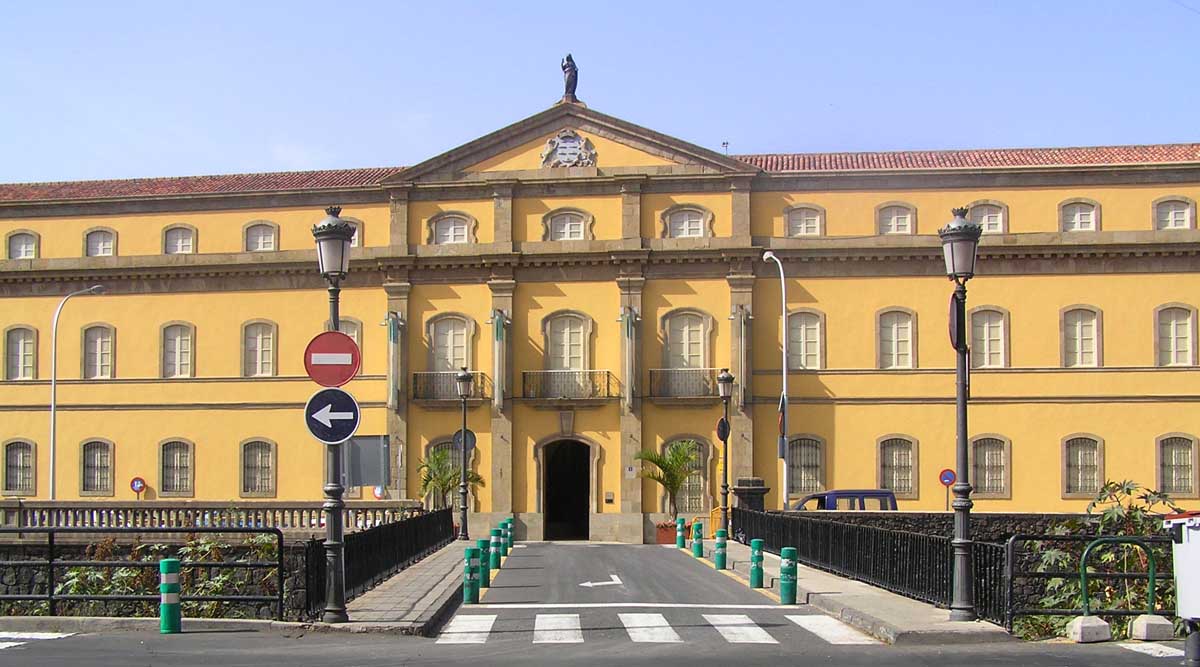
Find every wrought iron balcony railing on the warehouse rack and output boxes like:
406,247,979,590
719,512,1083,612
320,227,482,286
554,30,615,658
521,370,618,400
648,367,719,398
411,371,490,400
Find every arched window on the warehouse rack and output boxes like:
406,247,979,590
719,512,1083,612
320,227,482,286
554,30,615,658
82,325,114,379
81,440,113,495
878,309,915,369
160,440,193,496
1157,305,1195,367
878,436,917,498
787,311,822,370
1062,307,1101,368
425,440,465,509
1063,436,1103,497
665,312,706,369
241,440,275,497
2,441,35,495
7,232,37,259
670,439,709,513
788,436,824,496
429,315,470,372
5,326,36,380
968,202,1006,234
546,314,585,371
85,229,115,257
970,308,1007,369
242,321,277,377
548,212,586,241
163,226,195,255
660,205,713,239
244,223,277,252
786,206,823,237
877,204,915,235
432,215,470,245
1060,200,1099,232
971,436,1009,497
162,323,194,378
1159,435,1197,497
343,217,363,247
1154,198,1194,230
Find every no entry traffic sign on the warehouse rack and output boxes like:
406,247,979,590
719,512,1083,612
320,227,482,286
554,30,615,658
304,331,361,387
305,387,361,444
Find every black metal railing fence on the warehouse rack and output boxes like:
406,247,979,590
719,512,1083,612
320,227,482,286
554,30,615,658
412,371,490,400
305,508,453,618
522,370,618,399
648,368,719,398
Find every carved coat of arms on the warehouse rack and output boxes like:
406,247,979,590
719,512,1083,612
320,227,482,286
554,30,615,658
540,129,597,168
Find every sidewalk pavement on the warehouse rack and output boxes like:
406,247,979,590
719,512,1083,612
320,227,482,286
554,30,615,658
716,539,1014,645
342,539,463,635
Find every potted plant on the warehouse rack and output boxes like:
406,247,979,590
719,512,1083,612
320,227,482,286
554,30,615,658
417,447,485,510
634,440,698,544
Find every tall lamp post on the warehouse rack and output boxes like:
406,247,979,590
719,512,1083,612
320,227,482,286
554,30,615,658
312,205,355,624
762,251,789,509
455,367,474,540
716,368,734,534
938,207,983,622
49,284,105,501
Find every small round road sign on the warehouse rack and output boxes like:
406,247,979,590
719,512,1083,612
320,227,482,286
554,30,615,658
304,331,361,388
716,417,730,442
453,428,477,452
130,477,146,494
939,468,957,487
304,387,361,444
373,486,385,500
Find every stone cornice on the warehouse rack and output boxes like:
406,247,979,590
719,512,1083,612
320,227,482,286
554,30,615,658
0,186,387,219
752,164,1200,192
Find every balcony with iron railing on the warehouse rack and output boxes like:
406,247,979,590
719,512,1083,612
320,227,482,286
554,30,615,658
521,370,619,406
411,371,491,404
648,367,722,403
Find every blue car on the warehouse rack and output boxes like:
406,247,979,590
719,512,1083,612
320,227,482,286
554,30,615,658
791,489,898,511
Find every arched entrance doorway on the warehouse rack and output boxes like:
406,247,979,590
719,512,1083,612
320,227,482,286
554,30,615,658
543,440,590,540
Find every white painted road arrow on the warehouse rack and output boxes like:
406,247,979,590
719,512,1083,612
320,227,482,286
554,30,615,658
312,404,355,428
579,574,622,588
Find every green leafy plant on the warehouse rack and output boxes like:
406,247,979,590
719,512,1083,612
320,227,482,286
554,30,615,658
1013,480,1184,640
418,447,485,510
635,439,699,522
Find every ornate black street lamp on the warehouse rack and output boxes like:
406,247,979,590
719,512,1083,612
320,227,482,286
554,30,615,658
716,368,735,535
938,207,983,622
311,205,355,624
456,366,475,540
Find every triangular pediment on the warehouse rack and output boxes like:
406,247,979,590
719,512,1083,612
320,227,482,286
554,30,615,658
383,103,756,184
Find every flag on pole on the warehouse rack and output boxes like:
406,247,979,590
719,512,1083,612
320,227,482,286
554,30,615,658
777,391,788,459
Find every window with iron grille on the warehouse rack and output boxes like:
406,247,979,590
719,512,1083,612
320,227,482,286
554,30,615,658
161,441,192,495
1160,436,1195,495
879,438,914,495
972,437,1007,495
788,437,823,495
242,441,274,496
674,440,707,513
3,441,34,494
81,440,112,494
1065,437,1101,495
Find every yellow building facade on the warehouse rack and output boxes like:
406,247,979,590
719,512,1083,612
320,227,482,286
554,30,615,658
1,102,1198,541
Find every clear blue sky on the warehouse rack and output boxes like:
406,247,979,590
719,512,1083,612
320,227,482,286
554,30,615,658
3,0,1199,183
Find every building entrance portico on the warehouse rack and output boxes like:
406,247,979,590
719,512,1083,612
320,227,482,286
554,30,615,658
542,440,590,540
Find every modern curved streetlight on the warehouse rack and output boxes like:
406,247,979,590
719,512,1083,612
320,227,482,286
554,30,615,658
938,207,983,622
762,251,789,509
49,284,105,501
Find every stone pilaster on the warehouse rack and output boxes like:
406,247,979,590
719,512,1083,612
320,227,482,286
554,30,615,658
383,280,411,499
387,187,410,251
617,273,646,525
492,181,515,248
730,176,753,241
619,178,644,241
727,272,755,484
488,277,516,514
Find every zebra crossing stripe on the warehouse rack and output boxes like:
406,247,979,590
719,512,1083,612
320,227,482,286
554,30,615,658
618,613,682,643
0,632,73,640
1117,642,1185,657
533,614,583,643
0,643,25,650
786,615,880,644
437,614,497,644
702,614,778,644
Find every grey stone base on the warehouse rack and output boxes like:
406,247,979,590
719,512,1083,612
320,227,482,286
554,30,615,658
467,512,699,544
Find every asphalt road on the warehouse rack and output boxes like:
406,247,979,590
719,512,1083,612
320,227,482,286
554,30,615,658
0,542,1188,666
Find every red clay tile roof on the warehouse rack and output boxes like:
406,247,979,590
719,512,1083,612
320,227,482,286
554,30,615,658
2,143,1199,204
733,143,1200,172
0,167,402,203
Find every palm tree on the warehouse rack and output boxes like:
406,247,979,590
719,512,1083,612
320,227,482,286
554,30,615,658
634,440,699,522
417,448,485,510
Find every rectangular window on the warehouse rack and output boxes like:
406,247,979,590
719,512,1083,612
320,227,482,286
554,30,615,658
242,442,274,495
4,443,33,493
82,442,112,493
1065,438,1100,495
84,327,113,379
1158,308,1192,367
161,443,192,494
788,439,823,495
6,329,34,380
788,314,821,370
1063,204,1096,232
1161,437,1195,495
678,444,706,512
163,325,192,378
972,438,1006,495
1063,310,1097,367
86,231,114,257
243,324,274,377
969,205,1003,234
971,311,1004,368
879,312,912,369
879,439,914,495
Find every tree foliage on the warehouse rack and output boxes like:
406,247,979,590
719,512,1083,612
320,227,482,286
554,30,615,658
417,447,485,510
635,439,699,521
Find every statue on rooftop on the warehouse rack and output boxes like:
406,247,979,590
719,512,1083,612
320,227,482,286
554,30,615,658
561,54,579,103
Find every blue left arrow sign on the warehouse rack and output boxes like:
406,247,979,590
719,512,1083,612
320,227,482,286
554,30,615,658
305,387,361,444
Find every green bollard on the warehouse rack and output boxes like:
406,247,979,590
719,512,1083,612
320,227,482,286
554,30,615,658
675,517,685,549
780,547,797,605
714,529,728,570
506,517,515,550
749,539,764,589
159,558,181,634
463,546,480,604
691,520,704,558
476,538,491,588
489,529,502,571
499,521,510,558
